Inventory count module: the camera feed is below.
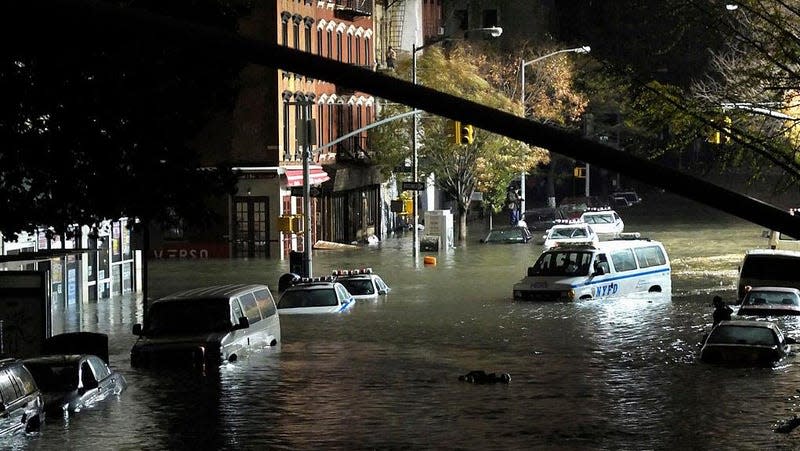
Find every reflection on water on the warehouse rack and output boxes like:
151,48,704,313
31,214,800,449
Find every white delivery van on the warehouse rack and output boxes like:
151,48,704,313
737,249,800,300
512,238,671,301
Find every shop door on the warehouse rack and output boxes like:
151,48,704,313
233,197,269,258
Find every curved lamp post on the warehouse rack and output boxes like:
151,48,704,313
410,27,503,257
519,46,590,209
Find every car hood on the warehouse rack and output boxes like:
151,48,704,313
133,332,227,347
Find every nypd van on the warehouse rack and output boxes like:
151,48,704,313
512,236,671,301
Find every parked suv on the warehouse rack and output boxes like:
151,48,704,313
131,284,281,371
0,359,44,437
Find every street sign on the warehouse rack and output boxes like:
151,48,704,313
290,186,322,197
402,181,425,191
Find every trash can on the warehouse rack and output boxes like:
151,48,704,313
289,251,307,277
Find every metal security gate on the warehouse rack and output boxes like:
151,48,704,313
233,196,270,258
324,185,380,244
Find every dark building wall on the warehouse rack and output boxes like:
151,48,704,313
444,0,554,46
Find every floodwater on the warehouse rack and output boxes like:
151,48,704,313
13,200,800,450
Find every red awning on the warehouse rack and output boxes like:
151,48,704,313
283,166,330,187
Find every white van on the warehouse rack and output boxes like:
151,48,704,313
512,238,671,301
131,284,281,370
737,249,800,300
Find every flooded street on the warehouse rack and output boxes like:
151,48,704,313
16,200,800,450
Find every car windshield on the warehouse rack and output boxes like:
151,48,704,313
530,251,594,276
549,227,588,239
583,214,614,225
485,228,527,243
742,291,800,307
278,288,338,308
707,325,778,346
339,279,375,295
529,209,556,222
147,298,231,336
25,361,79,391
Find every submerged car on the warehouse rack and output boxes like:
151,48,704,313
542,222,599,251
131,284,281,370
332,268,390,300
737,286,800,316
480,226,533,244
277,278,355,314
0,359,44,437
579,208,624,237
700,320,794,366
22,354,127,417
525,207,567,233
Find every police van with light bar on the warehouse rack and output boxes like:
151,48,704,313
512,234,671,301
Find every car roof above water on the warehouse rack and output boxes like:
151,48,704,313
158,284,271,301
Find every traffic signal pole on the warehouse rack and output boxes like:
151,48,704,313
300,97,313,277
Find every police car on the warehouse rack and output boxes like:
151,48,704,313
513,236,671,301
541,220,599,251
579,207,624,237
332,268,390,300
276,276,355,314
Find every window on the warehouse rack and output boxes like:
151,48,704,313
280,12,291,46
292,14,302,49
238,292,262,324
347,34,353,63
88,356,110,380
364,37,371,66
610,249,638,272
355,36,361,65
317,28,323,55
231,298,244,323
454,9,467,30
255,288,277,318
336,31,343,61
634,246,667,268
304,20,312,52
482,9,498,29
326,30,333,57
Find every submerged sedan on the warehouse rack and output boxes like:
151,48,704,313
277,278,355,314
333,268,390,300
22,354,127,416
736,286,800,316
700,320,794,366
480,226,533,244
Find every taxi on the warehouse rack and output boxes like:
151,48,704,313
332,268,390,300
541,220,599,251
277,277,355,314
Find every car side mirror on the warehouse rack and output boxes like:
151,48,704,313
132,324,143,336
593,265,606,276
234,316,250,330
787,336,797,345
378,288,388,295
480,238,486,243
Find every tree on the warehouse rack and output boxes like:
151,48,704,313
370,45,544,241
0,0,246,240
690,0,800,187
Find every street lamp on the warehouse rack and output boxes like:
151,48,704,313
410,26,502,257
519,45,590,209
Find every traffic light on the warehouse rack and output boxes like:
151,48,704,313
453,120,474,145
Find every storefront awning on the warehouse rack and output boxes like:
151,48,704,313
283,166,330,187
